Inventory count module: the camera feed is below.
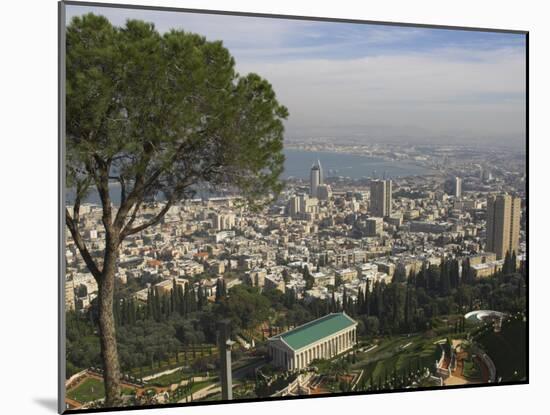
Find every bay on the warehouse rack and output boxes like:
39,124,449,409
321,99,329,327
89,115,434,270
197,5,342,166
66,149,432,205
282,149,431,179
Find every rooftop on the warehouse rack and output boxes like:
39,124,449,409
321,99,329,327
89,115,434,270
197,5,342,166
272,312,356,351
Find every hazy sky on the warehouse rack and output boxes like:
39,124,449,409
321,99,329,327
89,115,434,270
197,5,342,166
66,4,527,148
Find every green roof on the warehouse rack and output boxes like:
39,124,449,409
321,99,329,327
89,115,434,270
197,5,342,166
273,313,356,351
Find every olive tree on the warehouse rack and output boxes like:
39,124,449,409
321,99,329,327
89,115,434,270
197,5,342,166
65,14,288,406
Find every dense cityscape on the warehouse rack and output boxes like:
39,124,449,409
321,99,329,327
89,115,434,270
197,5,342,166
65,140,527,409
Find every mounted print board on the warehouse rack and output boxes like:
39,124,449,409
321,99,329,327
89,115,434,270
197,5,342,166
59,1,528,413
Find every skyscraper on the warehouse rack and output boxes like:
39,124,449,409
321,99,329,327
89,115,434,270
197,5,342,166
454,177,462,198
486,194,521,259
310,160,323,197
370,179,392,217
444,176,462,198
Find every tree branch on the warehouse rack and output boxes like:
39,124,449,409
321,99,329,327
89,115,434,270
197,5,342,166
120,199,174,238
93,154,114,232
109,175,126,206
66,207,102,281
124,199,143,232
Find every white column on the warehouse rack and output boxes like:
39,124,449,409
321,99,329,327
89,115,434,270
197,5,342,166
344,331,348,350
343,333,347,350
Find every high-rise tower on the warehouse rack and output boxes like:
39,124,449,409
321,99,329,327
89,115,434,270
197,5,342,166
454,177,462,198
310,160,323,197
370,179,392,217
486,194,521,260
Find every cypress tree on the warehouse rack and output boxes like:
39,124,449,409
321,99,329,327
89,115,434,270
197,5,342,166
171,279,178,312
215,279,222,303
146,288,153,320
503,250,512,274
177,285,185,315
114,298,121,326
129,298,136,325
343,288,348,313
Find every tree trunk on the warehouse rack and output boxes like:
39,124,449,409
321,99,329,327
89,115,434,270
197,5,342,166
98,242,122,407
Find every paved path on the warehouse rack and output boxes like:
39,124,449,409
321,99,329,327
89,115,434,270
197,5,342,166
178,383,220,403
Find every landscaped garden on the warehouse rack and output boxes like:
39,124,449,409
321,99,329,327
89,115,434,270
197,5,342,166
67,377,134,403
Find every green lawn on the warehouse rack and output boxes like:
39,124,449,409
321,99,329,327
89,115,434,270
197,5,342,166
129,346,216,378
150,370,190,387
352,334,440,388
67,378,134,403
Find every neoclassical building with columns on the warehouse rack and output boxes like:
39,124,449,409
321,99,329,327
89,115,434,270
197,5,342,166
268,312,358,371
